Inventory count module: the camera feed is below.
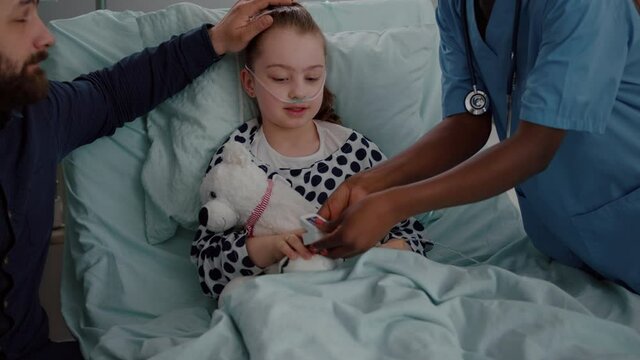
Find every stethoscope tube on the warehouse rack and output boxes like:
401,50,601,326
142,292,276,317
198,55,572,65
461,0,522,137
461,0,490,116
506,0,522,137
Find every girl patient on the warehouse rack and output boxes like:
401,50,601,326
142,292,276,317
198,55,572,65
191,4,433,300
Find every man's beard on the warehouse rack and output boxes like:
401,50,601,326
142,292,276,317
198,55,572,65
0,51,49,111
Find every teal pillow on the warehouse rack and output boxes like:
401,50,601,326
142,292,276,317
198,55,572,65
328,28,441,158
137,1,441,243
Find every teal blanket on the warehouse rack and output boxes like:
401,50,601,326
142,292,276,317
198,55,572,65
91,244,640,359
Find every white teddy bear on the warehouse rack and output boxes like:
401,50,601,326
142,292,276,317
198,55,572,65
198,141,337,274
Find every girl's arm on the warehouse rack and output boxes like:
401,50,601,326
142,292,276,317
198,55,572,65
191,226,262,299
383,218,433,257
246,230,311,268
191,226,311,299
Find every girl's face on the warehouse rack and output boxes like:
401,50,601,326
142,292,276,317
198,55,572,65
241,27,326,130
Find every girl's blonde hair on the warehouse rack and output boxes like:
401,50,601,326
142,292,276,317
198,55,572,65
244,4,341,124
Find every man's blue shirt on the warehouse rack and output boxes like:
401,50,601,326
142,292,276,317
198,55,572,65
0,25,219,359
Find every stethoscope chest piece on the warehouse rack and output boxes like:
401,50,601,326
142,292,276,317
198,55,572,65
460,0,521,121
464,88,490,116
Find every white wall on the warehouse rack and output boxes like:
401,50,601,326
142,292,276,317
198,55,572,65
106,0,237,12
40,0,95,23
39,0,349,23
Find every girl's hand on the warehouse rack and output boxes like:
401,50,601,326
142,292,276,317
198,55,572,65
272,231,313,261
247,230,312,268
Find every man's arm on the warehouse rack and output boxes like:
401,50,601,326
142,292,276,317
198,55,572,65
49,26,219,160
48,0,292,160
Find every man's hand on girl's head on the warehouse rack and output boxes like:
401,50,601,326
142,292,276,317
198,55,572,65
209,0,294,56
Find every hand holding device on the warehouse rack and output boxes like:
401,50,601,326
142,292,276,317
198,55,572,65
299,214,327,245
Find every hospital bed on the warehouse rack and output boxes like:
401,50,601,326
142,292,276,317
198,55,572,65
42,0,640,358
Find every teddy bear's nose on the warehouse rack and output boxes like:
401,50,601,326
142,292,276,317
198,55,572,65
199,207,209,227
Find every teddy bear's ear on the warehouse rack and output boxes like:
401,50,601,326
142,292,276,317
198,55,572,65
222,142,251,166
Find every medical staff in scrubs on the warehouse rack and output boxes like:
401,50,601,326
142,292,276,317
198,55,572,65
314,0,640,293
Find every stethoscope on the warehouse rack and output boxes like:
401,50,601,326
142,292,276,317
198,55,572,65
461,0,522,137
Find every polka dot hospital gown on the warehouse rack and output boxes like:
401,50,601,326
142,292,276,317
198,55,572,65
191,119,433,299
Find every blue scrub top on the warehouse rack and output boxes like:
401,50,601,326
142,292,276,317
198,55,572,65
437,0,640,291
